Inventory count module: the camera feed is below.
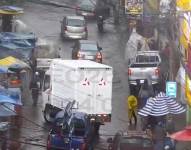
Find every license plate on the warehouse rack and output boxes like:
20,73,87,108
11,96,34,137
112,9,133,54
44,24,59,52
82,12,88,15
140,80,144,83
85,56,94,60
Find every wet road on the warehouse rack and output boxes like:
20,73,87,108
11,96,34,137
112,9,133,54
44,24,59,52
15,1,131,149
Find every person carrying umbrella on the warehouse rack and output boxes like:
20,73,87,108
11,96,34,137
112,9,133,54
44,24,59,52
153,121,166,150
127,92,138,126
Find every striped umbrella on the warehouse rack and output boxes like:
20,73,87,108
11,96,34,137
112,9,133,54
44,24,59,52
138,92,186,116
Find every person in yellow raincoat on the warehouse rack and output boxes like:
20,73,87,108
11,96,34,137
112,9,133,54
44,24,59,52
127,95,138,126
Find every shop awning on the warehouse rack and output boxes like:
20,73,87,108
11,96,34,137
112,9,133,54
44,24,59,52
0,56,30,70
0,6,23,15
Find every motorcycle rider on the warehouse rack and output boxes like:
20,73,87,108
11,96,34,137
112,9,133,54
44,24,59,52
95,4,110,32
97,15,104,32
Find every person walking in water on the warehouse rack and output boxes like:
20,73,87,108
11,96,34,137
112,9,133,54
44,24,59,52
127,93,138,126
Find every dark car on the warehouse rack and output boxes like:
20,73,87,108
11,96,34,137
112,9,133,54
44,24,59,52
47,112,94,150
72,40,103,63
76,0,97,18
107,131,154,150
76,0,110,19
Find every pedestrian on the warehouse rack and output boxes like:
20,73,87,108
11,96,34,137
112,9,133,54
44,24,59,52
138,79,154,108
153,121,166,150
29,73,39,106
135,79,141,97
137,40,142,51
147,115,157,130
164,132,176,150
127,93,138,126
166,115,175,134
57,47,62,58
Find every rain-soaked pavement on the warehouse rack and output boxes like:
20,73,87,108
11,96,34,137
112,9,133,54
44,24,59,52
7,1,132,149
2,1,190,150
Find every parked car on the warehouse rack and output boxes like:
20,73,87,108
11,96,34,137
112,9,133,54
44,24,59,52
47,112,94,150
107,131,154,150
75,0,110,19
60,16,88,40
72,40,103,63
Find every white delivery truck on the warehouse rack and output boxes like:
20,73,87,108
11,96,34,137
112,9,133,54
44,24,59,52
42,59,113,130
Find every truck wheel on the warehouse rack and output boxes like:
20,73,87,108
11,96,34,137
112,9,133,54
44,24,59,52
43,106,54,123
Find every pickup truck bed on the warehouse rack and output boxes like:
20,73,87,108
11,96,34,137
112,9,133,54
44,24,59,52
128,51,161,85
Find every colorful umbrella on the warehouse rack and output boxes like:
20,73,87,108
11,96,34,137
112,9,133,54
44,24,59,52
170,126,191,141
138,92,186,116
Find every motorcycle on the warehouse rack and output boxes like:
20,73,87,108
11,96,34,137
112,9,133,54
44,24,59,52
97,16,104,33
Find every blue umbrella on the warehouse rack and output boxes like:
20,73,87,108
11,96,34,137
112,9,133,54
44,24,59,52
0,94,22,105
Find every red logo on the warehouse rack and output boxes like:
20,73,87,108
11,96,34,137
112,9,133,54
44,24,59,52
82,78,90,86
99,78,106,86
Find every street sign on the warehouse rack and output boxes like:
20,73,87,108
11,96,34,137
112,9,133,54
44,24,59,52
166,81,177,98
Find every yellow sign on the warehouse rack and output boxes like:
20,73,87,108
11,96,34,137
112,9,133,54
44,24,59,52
186,75,191,106
179,12,191,50
177,0,191,11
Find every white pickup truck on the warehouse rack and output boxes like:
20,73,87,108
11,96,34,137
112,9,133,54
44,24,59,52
128,51,161,86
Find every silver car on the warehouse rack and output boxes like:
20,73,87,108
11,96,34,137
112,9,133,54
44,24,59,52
60,16,88,39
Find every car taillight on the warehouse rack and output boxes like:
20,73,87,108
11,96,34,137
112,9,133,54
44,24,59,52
80,143,86,150
77,51,83,58
155,68,160,76
128,68,132,76
96,52,102,59
64,26,67,31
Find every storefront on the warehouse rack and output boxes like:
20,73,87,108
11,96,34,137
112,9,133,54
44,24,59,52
177,0,191,124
